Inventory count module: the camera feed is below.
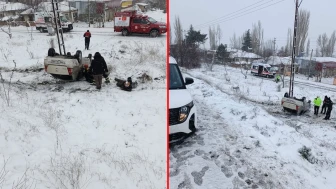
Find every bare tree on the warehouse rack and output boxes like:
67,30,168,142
296,9,310,56
305,39,310,57
327,31,336,57
262,39,274,59
251,20,264,55
208,26,218,50
285,28,292,56
0,60,16,107
216,25,222,48
230,33,239,49
315,47,320,57
317,33,328,57
174,16,183,45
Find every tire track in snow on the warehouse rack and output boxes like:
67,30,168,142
169,79,289,189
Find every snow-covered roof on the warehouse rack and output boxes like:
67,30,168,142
20,8,34,15
230,50,262,59
37,1,77,12
0,2,29,12
0,14,19,21
136,3,148,6
266,56,291,65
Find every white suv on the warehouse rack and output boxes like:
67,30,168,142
169,56,197,143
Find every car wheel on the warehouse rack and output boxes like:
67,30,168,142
74,50,82,64
122,29,129,36
150,29,159,37
39,28,43,33
48,48,56,56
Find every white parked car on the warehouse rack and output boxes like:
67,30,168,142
169,56,197,143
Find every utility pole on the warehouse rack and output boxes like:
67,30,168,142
88,0,90,27
51,0,66,55
307,49,313,79
273,37,276,65
289,0,302,97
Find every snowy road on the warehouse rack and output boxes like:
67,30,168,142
169,69,336,189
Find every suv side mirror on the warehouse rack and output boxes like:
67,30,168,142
185,77,194,85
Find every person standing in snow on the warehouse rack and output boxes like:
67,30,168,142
83,30,91,50
321,96,328,114
313,96,322,115
275,74,280,83
324,97,333,120
89,52,108,90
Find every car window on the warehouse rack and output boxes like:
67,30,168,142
170,64,184,89
133,18,141,23
140,19,148,24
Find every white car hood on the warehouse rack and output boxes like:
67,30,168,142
169,89,193,109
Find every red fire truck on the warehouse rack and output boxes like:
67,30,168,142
114,11,167,37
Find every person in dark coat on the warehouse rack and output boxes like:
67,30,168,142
89,52,108,89
115,77,132,91
83,30,91,50
321,96,328,114
324,97,333,120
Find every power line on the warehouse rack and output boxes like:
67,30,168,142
196,0,285,30
194,0,269,28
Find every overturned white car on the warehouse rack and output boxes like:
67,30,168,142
44,48,89,81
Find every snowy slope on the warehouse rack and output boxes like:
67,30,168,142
0,11,166,189
170,63,336,189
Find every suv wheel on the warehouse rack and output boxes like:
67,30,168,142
122,29,129,36
150,29,159,37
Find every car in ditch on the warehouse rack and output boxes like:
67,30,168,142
169,56,197,143
281,93,311,115
44,48,89,81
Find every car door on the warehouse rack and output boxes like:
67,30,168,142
139,18,151,33
131,18,141,33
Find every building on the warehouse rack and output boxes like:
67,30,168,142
36,1,78,22
0,2,29,21
68,0,118,22
229,49,262,64
297,57,336,77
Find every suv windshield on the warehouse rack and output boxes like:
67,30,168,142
60,16,68,22
148,17,157,23
170,64,185,89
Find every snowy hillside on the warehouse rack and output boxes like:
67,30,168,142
0,11,166,189
170,64,336,189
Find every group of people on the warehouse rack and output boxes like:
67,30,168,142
83,52,133,91
313,96,333,120
83,30,132,91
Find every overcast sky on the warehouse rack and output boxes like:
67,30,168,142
170,0,336,53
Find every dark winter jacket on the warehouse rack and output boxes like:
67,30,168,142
116,77,132,91
89,52,108,75
326,98,333,110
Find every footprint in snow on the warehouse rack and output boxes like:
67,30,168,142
191,166,209,186
221,165,233,178
177,173,193,189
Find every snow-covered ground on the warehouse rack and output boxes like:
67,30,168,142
170,64,336,189
0,11,166,189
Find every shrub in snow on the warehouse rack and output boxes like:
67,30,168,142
298,146,318,164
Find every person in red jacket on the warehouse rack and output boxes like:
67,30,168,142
83,30,91,50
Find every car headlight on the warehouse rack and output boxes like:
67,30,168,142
179,101,194,122
159,25,166,28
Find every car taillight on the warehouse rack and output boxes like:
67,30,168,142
281,101,284,105
67,68,72,75
296,105,299,111
44,65,48,72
